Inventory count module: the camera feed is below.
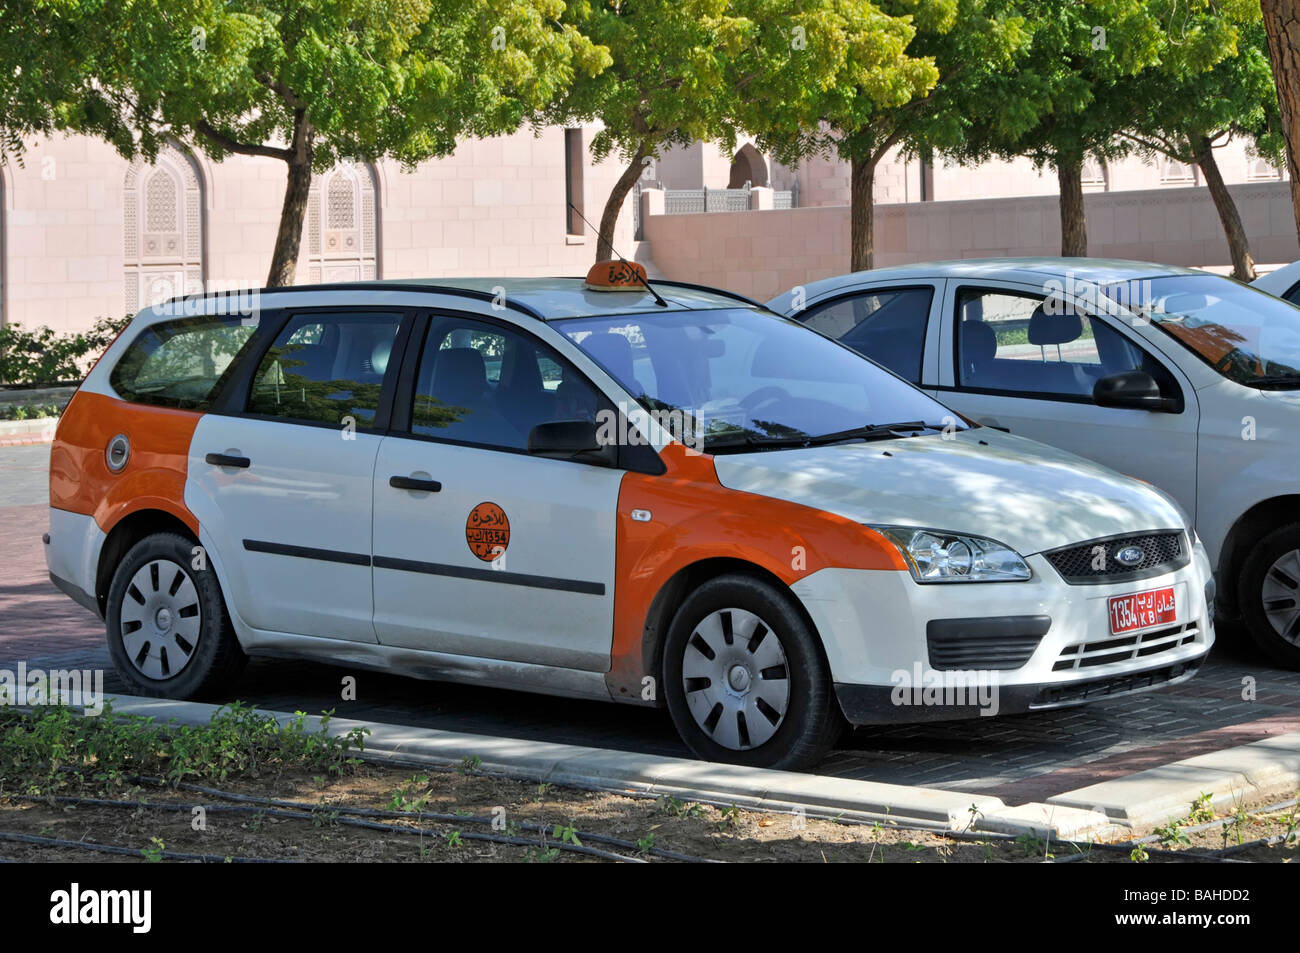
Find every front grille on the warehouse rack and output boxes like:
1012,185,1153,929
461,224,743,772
1052,622,1199,671
1044,532,1187,585
1031,657,1203,708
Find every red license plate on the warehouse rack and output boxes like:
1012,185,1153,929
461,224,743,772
1109,586,1177,635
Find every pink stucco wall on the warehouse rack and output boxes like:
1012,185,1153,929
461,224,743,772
1,125,642,334
642,181,1300,301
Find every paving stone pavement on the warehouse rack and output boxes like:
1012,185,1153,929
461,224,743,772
4,443,1299,804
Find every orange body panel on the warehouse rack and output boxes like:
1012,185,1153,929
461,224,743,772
50,391,200,537
606,443,906,700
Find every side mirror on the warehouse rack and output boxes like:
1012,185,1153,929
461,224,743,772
1093,370,1174,412
527,419,613,463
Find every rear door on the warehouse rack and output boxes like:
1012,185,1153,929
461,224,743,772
370,311,624,671
187,308,409,642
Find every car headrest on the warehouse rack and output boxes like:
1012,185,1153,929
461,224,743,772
960,320,997,364
432,347,487,404
370,338,392,376
1028,303,1083,346
581,332,636,385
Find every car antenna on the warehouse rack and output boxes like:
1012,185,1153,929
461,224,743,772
567,200,669,307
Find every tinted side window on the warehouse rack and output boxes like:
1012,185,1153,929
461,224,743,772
247,312,401,426
956,289,1159,400
410,317,605,451
110,315,258,410
802,287,931,383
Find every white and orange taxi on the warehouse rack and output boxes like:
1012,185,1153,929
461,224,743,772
46,263,1214,769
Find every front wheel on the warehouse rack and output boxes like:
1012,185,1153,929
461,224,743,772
662,574,840,770
105,532,246,698
1238,522,1300,670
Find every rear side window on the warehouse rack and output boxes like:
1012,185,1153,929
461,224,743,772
247,312,402,427
109,315,258,410
801,287,932,383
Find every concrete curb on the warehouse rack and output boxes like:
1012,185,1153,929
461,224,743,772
0,417,58,446
1048,731,1300,829
98,694,1116,838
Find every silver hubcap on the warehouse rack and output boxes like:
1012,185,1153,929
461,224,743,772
682,608,790,751
1262,548,1300,646
119,559,202,680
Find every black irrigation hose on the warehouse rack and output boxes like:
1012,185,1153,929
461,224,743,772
128,774,718,863
0,829,291,863
6,792,649,864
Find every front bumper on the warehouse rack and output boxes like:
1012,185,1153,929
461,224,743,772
791,539,1215,726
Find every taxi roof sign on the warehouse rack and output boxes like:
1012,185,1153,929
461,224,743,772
585,260,649,291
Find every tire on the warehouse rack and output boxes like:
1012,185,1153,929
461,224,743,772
1238,521,1300,670
662,573,840,770
105,532,246,698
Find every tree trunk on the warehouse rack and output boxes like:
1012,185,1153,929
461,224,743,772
265,112,315,287
596,144,649,263
1193,136,1257,281
1056,157,1087,256
850,155,876,272
1262,0,1300,246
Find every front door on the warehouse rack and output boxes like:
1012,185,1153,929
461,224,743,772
936,281,1200,517
371,312,624,671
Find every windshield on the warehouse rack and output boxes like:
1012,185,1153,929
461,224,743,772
1110,274,1300,388
557,307,964,452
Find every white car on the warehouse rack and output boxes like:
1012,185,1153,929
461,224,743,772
1252,260,1300,306
771,258,1300,668
45,264,1212,769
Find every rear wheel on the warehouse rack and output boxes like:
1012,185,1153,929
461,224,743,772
106,533,246,698
663,574,840,770
1238,521,1300,670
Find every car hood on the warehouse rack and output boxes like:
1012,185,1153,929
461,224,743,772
711,427,1186,556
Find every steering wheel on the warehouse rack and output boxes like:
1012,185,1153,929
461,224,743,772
740,386,792,418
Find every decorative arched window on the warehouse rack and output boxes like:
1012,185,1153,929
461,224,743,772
1081,157,1108,192
303,162,379,283
1248,157,1283,181
124,143,205,312
1160,157,1197,186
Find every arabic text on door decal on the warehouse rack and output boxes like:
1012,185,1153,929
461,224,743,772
466,502,510,562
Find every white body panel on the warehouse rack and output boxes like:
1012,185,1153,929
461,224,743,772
184,415,380,642
371,436,622,671
44,507,106,603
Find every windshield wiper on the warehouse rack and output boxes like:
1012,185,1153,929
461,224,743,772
704,433,811,451
1247,374,1300,390
806,420,939,445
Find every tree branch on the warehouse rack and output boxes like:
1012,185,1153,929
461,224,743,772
195,121,291,161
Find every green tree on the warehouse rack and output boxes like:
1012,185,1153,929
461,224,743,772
953,1,1247,257
750,0,1028,271
1119,15,1282,280
550,0,932,263
63,0,608,286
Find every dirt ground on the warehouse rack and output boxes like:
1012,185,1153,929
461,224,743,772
2,760,1295,863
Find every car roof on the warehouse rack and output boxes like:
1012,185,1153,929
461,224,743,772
169,276,760,321
769,257,1208,306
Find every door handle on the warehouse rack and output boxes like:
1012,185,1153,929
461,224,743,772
389,475,442,493
205,452,251,468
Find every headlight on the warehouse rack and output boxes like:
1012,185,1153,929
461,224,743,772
876,527,1032,583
